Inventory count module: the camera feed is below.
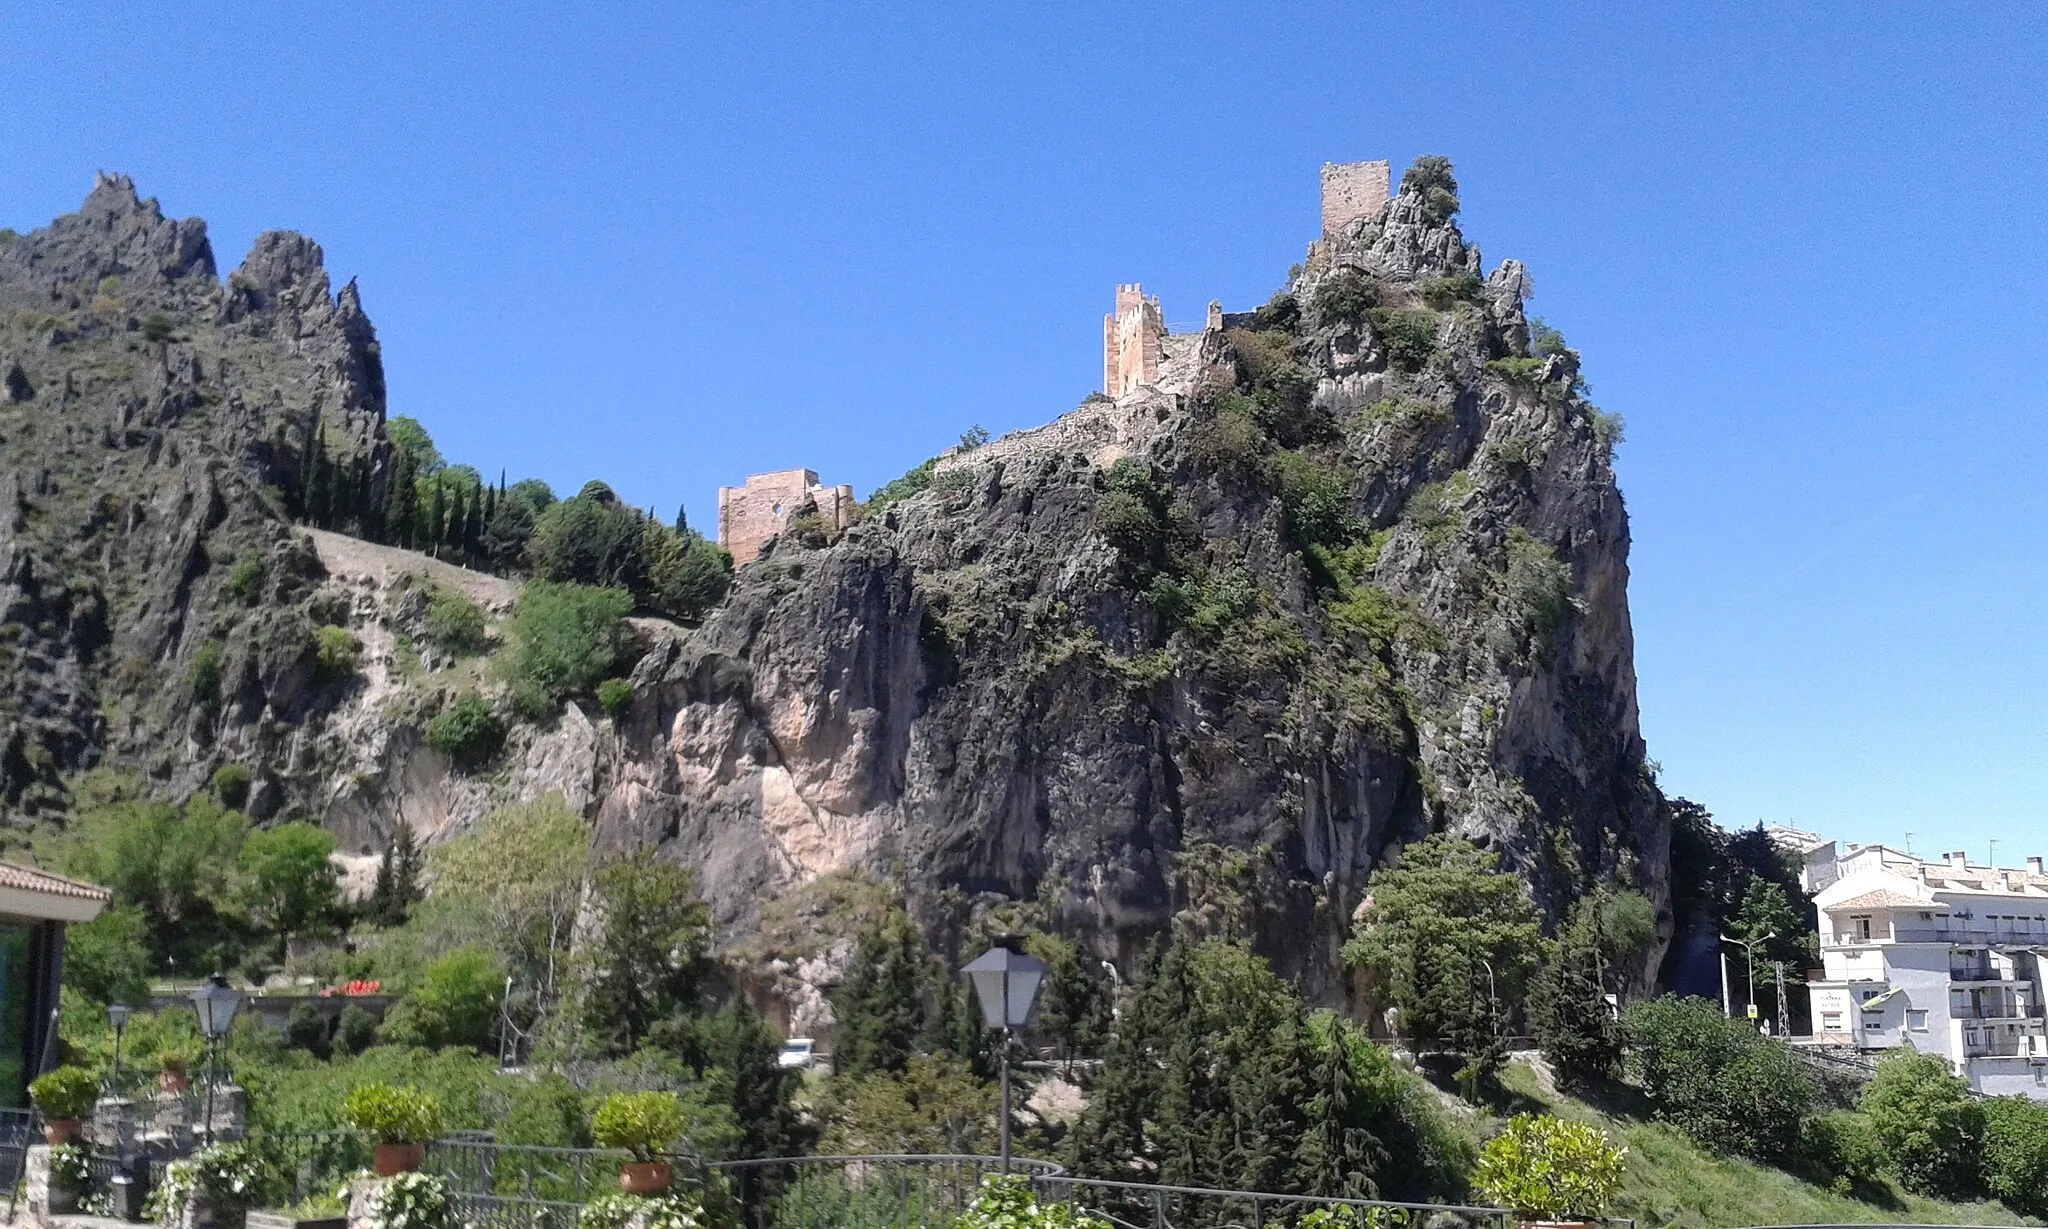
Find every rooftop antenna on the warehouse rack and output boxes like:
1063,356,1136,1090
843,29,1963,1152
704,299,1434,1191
1989,838,2001,868
1904,832,1914,855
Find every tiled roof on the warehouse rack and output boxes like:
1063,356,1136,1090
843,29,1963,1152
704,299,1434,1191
1831,889,1943,911
0,862,110,902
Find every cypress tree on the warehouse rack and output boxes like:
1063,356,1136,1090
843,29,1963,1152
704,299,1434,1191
1296,1014,1384,1196
465,482,487,557
1531,895,1622,1088
425,476,446,557
830,909,928,1078
386,449,419,547
369,824,424,927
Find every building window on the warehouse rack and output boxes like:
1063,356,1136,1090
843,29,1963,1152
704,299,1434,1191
1852,915,1873,939
1908,1010,1929,1031
1864,1016,1884,1031
1822,1012,1844,1031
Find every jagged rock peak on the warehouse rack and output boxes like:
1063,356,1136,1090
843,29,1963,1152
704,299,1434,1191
0,173,217,298
225,230,330,320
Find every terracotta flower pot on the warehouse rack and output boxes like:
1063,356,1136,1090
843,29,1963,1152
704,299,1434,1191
619,1161,673,1194
43,1118,79,1146
373,1142,425,1176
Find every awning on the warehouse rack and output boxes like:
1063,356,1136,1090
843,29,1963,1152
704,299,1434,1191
1859,986,1907,1011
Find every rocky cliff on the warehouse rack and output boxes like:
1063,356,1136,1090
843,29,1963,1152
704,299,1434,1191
594,161,1670,999
0,165,1669,1003
0,173,395,823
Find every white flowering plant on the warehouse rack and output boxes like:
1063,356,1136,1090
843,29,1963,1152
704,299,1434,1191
956,1177,1112,1229
364,1170,457,1229
145,1142,271,1223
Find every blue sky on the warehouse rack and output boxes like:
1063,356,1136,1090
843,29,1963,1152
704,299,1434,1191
4,4,2044,859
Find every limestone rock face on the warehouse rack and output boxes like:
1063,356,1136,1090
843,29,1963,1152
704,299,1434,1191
596,168,1671,998
0,177,391,816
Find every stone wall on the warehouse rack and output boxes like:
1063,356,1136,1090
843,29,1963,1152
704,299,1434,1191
1320,160,1392,235
717,469,855,566
1102,283,1164,396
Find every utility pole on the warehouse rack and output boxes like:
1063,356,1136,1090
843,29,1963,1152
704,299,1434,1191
1720,947,1733,1018
1722,932,1775,1029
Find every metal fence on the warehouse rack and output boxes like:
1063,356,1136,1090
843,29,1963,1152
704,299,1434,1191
1036,1174,1514,1229
701,1154,1513,1229
711,1154,1063,1229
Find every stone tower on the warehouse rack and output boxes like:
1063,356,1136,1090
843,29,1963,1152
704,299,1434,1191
1320,160,1392,236
1102,283,1165,396
717,469,855,566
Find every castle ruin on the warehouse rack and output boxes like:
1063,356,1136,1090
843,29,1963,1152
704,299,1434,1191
1319,159,1392,236
1099,161,1392,395
717,469,855,566
1102,283,1165,397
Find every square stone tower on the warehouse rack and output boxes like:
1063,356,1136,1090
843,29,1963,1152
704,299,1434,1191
1102,283,1164,396
1320,160,1392,236
717,469,855,565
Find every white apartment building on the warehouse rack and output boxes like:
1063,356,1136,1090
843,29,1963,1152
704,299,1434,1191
1804,841,2048,1099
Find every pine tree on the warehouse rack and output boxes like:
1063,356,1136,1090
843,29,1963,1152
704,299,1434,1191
464,482,487,558
831,909,928,1078
1295,1013,1385,1196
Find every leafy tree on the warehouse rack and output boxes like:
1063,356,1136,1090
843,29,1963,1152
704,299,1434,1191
1620,994,1810,1161
284,1001,330,1057
501,581,634,716
332,1005,378,1057
64,904,152,1006
1399,154,1460,222
529,482,649,592
1342,834,1543,1092
385,416,445,473
1860,1049,1983,1197
821,1054,995,1154
1981,1095,2048,1216
65,798,247,966
578,853,712,1055
831,908,929,1078
382,947,505,1051
482,488,538,573
643,522,733,623
430,794,591,1007
238,822,340,948
368,824,424,927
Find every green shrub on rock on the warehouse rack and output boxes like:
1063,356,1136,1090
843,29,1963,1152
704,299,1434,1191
424,694,502,763
501,581,632,719
597,678,633,719
424,589,487,656
314,625,360,680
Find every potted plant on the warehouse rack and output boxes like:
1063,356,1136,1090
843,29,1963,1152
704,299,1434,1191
590,1092,686,1194
29,1066,98,1144
340,1084,443,1176
159,1049,195,1094
1474,1113,1627,1229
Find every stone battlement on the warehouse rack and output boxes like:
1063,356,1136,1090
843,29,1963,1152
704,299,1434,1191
1103,283,1165,396
717,468,854,565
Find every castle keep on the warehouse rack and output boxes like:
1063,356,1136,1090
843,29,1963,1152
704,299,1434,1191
717,469,854,565
1100,160,1391,396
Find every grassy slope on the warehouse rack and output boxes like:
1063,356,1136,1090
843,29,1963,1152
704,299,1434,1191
1491,1060,2031,1229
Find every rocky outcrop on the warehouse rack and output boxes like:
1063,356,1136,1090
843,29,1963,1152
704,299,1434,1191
595,163,1671,999
0,176,390,814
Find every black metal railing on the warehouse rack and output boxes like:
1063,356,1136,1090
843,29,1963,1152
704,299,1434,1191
710,1154,1063,1229
1036,1173,1514,1229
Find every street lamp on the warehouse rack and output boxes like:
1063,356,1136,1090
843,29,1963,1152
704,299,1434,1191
962,946,1046,1174
1720,932,1775,1029
190,975,243,1143
107,1004,131,1092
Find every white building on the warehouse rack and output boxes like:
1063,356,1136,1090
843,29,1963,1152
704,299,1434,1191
1805,841,2048,1099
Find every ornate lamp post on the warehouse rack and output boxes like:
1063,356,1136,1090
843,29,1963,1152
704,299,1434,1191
106,1003,131,1092
190,975,243,1144
962,946,1046,1174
